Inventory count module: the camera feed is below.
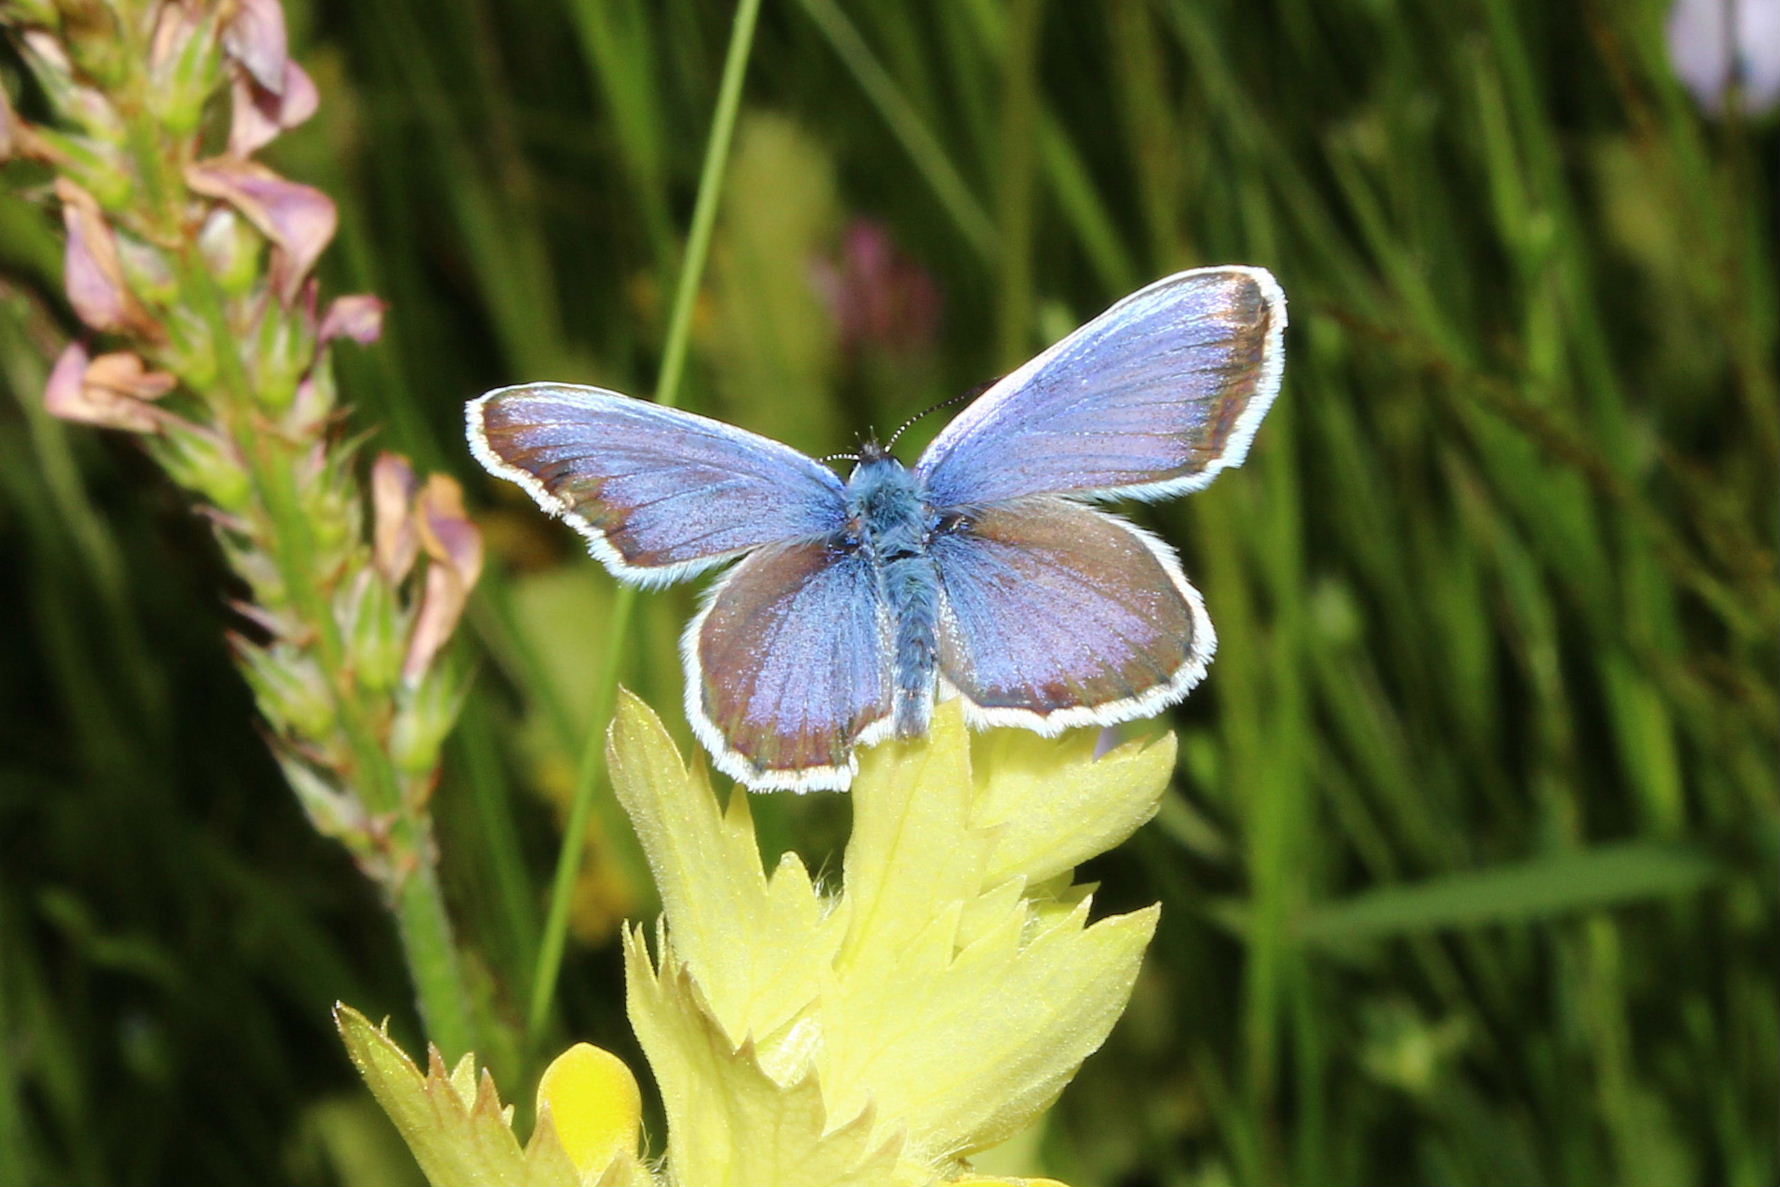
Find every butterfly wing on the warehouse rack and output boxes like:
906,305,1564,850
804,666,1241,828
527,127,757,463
930,497,1212,731
915,266,1285,509
468,384,847,585
685,539,894,791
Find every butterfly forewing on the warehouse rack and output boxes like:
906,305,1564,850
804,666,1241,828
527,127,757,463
930,497,1212,730
915,267,1284,509
686,539,895,791
468,384,847,583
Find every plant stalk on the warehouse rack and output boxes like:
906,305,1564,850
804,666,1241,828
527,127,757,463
526,0,764,1044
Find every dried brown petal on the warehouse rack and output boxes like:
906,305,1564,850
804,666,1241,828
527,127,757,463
0,75,58,165
84,351,177,402
371,452,421,584
1,81,17,161
416,474,483,585
403,475,483,684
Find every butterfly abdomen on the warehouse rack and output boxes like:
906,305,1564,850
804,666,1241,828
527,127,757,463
884,555,940,736
846,453,940,737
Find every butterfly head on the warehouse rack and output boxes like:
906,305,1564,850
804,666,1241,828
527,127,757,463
846,439,914,493
855,437,893,466
846,436,917,496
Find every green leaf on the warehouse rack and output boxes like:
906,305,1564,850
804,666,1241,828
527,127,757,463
1300,842,1725,946
335,1004,583,1187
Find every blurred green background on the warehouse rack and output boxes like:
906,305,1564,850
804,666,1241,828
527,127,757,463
1,1,1775,1184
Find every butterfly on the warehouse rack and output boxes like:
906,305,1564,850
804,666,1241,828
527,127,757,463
467,265,1286,792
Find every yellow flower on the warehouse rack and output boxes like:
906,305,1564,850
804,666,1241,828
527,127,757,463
612,693,1168,1186
342,693,1172,1187
334,1005,649,1187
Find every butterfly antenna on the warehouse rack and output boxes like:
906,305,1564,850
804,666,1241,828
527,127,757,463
817,451,862,465
884,380,1000,449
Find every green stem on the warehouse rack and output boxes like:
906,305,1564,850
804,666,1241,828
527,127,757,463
526,0,763,1043
652,0,761,414
112,58,478,1058
795,0,997,259
388,842,475,1058
993,0,1044,369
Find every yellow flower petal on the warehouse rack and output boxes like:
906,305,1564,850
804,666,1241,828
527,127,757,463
607,691,845,1049
601,693,1169,1183
971,725,1175,888
625,930,928,1186
535,1042,642,1178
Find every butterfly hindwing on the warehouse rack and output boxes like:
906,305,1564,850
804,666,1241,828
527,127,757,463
468,384,847,585
915,267,1285,509
930,497,1213,731
685,538,895,792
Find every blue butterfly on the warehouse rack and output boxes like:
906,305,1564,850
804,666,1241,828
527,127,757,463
467,266,1286,791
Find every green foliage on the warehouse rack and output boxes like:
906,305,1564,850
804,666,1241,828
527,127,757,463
1,1,1773,1185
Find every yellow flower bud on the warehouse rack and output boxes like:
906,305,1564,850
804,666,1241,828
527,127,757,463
534,1042,643,1178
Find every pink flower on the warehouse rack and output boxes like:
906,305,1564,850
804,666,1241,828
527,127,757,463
221,0,290,94
812,219,941,355
230,60,318,155
186,157,337,303
43,342,175,434
56,179,154,335
319,294,388,346
216,0,319,154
